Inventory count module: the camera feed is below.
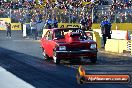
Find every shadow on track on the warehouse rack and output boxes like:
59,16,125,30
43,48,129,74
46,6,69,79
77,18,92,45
0,47,89,88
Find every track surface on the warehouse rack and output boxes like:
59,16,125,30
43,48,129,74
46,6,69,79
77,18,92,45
0,31,132,88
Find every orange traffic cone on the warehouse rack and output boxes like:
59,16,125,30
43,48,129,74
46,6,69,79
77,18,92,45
125,30,129,40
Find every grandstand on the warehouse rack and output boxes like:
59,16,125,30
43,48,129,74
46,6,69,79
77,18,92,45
0,0,131,23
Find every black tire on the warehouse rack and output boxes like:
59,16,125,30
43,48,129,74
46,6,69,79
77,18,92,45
53,51,60,64
42,48,50,60
90,57,97,64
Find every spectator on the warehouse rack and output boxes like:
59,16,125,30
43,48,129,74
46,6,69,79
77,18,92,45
5,22,11,38
53,18,58,28
80,16,87,31
87,15,92,30
30,19,37,40
46,17,53,29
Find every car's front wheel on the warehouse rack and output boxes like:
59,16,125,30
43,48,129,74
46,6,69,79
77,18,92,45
53,51,60,64
42,48,50,60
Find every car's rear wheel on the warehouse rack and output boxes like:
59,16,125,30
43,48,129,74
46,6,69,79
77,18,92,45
90,57,97,64
53,51,60,64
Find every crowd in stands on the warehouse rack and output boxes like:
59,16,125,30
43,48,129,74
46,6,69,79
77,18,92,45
110,0,131,10
93,10,131,23
93,0,132,23
0,0,131,23
99,0,109,5
110,0,131,23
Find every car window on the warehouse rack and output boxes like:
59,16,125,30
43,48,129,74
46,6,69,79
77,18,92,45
55,30,64,39
44,31,49,40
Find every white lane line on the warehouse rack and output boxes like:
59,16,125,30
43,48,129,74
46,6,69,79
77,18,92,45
0,66,35,88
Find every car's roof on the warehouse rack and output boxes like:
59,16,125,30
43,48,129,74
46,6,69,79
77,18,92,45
51,28,80,31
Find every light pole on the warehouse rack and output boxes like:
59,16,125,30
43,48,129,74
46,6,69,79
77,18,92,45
9,8,12,19
92,7,94,23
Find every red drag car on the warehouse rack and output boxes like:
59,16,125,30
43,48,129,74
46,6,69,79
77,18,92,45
40,28,98,64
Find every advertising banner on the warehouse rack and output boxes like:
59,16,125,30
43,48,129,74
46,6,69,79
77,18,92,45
0,18,11,30
11,23,22,30
58,23,80,28
0,20,6,30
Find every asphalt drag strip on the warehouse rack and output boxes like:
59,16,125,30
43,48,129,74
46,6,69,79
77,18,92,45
0,39,131,88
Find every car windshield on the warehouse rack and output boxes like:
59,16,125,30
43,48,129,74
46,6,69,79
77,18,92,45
54,28,88,40
54,30,64,39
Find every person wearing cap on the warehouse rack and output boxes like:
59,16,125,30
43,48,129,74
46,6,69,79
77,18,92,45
100,16,112,47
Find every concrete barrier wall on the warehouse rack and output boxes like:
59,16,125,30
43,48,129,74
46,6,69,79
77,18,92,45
93,29,132,40
118,40,128,53
105,39,119,53
105,39,130,53
92,31,101,49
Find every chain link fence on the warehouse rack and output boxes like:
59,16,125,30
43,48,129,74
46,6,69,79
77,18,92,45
0,7,131,24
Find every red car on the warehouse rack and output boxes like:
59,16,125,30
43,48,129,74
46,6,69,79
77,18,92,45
40,28,98,64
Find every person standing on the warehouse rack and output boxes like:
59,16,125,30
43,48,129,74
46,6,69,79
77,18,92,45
85,17,89,30
30,19,37,40
87,15,92,30
100,16,112,47
46,17,52,29
80,16,87,31
53,18,58,28
6,22,11,38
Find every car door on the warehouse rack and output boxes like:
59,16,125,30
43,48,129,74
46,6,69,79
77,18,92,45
46,31,55,57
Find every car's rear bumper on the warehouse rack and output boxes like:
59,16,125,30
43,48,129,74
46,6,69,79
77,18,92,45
55,50,98,58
